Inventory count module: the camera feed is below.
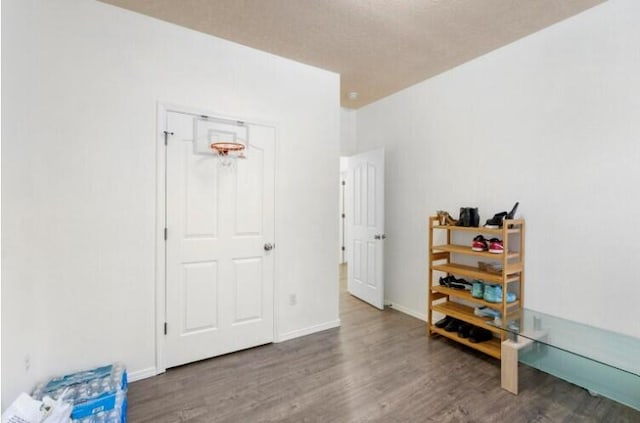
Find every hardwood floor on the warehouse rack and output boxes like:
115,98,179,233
128,265,639,422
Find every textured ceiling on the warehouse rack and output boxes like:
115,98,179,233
99,0,605,108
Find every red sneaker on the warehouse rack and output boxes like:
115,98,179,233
488,238,504,254
472,235,488,251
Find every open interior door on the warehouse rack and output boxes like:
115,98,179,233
345,149,385,309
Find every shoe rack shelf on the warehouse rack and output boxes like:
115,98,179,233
430,326,503,359
431,263,521,284
433,224,521,235
431,286,520,311
431,244,521,260
428,217,525,360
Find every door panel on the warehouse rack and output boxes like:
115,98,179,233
366,163,375,226
165,111,275,368
184,144,218,238
233,257,263,323
182,261,218,332
346,149,385,309
367,242,376,288
234,148,264,235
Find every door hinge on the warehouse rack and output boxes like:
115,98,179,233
163,131,174,145
341,213,345,219
164,227,168,241
341,180,346,186
164,322,168,335
341,246,345,251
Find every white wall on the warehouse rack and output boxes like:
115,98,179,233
340,108,358,156
356,0,640,338
1,0,339,406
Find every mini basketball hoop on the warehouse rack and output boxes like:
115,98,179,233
210,142,246,156
193,116,250,167
211,141,246,167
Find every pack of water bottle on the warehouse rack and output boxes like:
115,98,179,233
31,362,128,423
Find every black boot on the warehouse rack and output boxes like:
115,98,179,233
469,208,479,227
456,208,470,227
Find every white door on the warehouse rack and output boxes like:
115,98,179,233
164,111,275,368
346,149,385,309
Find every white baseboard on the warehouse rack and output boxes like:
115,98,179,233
129,321,341,382
276,319,341,342
385,300,427,322
127,367,158,383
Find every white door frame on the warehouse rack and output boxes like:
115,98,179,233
155,102,279,375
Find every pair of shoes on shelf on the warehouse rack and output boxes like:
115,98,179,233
435,316,495,343
439,276,471,290
483,284,517,303
471,281,517,303
458,321,495,342
472,235,503,254
484,202,519,228
468,326,494,343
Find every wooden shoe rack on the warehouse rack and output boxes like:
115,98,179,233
428,216,525,359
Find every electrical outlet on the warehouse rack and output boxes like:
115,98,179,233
25,354,31,372
289,294,297,306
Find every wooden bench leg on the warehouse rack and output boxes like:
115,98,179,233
501,335,538,394
501,340,519,394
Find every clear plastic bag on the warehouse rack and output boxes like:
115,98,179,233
2,392,72,423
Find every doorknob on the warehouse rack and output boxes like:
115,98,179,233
374,234,386,240
264,243,274,251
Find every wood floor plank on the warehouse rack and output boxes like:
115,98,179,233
128,265,639,422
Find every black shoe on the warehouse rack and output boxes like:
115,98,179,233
506,202,519,220
485,202,520,228
439,275,456,287
454,278,472,290
457,323,472,338
444,318,461,332
469,327,494,343
434,316,452,328
440,275,466,289
440,276,467,290
484,212,507,228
